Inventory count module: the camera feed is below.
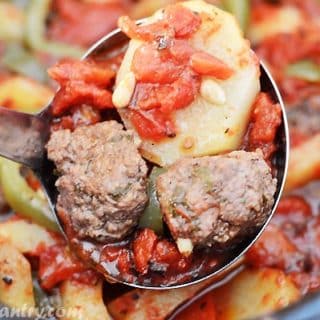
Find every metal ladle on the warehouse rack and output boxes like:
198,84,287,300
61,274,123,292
0,23,289,290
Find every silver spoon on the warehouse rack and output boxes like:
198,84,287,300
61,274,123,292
0,23,289,289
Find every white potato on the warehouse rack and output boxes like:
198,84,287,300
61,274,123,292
0,219,56,254
108,278,212,320
0,3,25,42
0,77,53,113
0,241,35,309
248,5,304,44
117,0,260,166
60,280,111,320
211,268,300,320
285,134,320,192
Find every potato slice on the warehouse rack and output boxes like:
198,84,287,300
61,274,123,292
108,278,212,320
285,134,320,192
0,3,25,42
116,0,260,166
211,268,300,320
0,76,53,113
248,5,304,44
0,219,56,254
60,280,111,320
0,241,35,309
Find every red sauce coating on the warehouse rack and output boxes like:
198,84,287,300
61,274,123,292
38,244,99,290
48,59,115,116
119,5,233,141
248,92,282,162
247,190,320,294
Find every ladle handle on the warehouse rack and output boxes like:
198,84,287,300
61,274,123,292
0,107,50,169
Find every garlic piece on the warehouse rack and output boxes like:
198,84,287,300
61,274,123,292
200,78,226,105
112,72,136,108
176,238,194,257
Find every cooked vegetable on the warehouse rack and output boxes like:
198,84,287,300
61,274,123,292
1,43,48,83
0,2,25,42
0,241,35,309
285,133,320,191
211,268,300,319
286,60,320,83
222,0,250,32
25,0,84,58
138,167,166,235
0,76,53,113
60,280,111,320
0,158,59,232
108,278,213,320
0,218,57,254
117,0,260,166
248,5,303,44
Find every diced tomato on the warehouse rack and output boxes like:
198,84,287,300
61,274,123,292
175,292,217,320
276,196,312,218
190,52,234,79
132,44,182,84
39,244,93,290
152,240,183,266
49,59,115,116
49,0,129,47
48,59,115,86
248,93,282,161
129,108,176,141
118,16,172,41
246,224,304,272
117,249,132,275
133,229,158,275
164,5,202,38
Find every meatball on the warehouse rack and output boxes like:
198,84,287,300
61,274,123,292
47,121,148,242
156,150,277,248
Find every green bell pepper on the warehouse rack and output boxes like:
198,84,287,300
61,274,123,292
25,0,84,58
285,60,320,83
0,158,59,232
222,0,250,33
1,43,48,83
139,167,166,235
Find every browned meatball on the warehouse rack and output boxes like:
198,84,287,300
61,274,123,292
157,151,277,248
47,121,148,242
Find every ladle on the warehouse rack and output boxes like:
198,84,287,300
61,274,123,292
0,22,289,289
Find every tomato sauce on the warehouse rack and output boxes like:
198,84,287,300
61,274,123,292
247,182,320,294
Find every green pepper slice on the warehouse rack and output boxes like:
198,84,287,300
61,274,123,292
285,60,320,83
1,43,48,83
25,0,84,58
0,158,59,232
222,0,250,33
139,167,166,235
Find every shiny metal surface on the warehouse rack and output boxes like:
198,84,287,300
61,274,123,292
0,24,289,289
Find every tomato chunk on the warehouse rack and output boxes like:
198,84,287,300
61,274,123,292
190,52,234,79
133,229,158,274
39,244,94,290
164,4,202,38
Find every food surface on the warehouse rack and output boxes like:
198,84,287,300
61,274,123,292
47,121,148,242
157,151,277,249
0,0,319,319
115,0,260,166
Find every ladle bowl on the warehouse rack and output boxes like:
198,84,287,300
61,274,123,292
0,22,289,289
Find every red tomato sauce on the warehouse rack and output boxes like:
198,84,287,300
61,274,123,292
247,184,320,295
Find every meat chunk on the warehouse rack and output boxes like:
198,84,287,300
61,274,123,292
47,121,148,242
156,150,277,248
